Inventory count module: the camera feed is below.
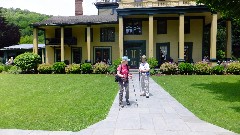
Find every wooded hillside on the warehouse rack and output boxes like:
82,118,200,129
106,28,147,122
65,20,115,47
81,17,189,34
0,8,51,44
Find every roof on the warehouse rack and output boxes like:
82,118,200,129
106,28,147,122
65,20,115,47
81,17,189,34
0,44,45,50
32,15,118,26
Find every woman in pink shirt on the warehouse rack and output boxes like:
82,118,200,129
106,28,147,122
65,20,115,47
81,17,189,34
117,56,132,107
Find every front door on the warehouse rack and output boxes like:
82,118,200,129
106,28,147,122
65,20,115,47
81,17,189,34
156,43,170,67
124,41,146,68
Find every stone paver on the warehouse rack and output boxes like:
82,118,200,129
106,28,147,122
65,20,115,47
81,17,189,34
0,74,239,135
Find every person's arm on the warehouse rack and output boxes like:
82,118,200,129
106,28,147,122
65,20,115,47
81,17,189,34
145,63,150,72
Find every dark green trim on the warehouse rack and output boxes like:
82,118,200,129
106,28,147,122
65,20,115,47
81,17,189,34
117,6,211,16
100,27,115,42
157,19,167,34
178,42,193,63
123,40,146,68
54,47,61,63
156,42,170,65
123,18,149,21
95,2,119,9
210,58,217,62
124,19,143,35
185,17,190,34
154,16,205,20
71,47,82,64
93,46,112,64
43,48,46,63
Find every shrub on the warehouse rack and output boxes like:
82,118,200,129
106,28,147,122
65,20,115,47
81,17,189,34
147,57,158,69
14,52,41,73
149,69,156,75
178,63,194,75
65,64,81,74
212,65,225,75
217,50,225,61
81,63,92,74
107,65,116,74
52,62,66,74
0,66,4,73
3,65,13,72
194,62,211,75
93,62,109,74
108,58,122,74
160,62,178,75
226,62,240,75
113,58,121,67
8,66,22,74
38,64,52,74
0,57,3,63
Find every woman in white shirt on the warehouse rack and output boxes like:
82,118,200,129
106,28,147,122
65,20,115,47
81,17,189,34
139,55,150,97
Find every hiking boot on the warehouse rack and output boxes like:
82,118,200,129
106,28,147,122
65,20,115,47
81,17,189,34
146,93,149,98
119,101,124,108
126,100,130,105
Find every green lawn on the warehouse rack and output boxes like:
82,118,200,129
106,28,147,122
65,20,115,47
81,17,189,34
0,74,118,131
152,75,240,134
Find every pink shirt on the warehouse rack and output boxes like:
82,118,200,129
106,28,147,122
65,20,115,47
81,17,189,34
117,64,129,76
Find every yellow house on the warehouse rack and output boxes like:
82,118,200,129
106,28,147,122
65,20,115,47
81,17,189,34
32,0,232,68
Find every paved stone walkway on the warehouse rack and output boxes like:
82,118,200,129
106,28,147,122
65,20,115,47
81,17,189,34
0,74,238,135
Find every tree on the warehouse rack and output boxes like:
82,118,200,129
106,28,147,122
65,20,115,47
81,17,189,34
0,13,20,48
196,0,240,21
0,8,51,44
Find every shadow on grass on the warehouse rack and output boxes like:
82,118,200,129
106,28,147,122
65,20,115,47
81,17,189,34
191,80,240,103
230,107,240,113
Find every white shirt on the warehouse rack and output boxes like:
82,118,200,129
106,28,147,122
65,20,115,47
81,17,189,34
139,62,150,72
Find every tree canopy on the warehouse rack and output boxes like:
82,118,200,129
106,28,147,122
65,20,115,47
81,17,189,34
0,13,20,48
0,8,51,44
196,0,240,21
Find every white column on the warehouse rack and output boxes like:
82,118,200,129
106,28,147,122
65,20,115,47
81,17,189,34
119,16,123,57
149,14,154,58
87,26,91,61
210,13,217,61
61,27,65,62
33,28,38,54
179,13,185,62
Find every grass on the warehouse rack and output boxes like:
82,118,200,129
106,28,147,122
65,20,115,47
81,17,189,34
152,75,240,134
0,74,118,131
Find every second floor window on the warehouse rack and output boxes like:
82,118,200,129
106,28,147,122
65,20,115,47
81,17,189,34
184,19,190,34
100,27,115,42
157,19,167,34
55,28,72,38
124,20,142,35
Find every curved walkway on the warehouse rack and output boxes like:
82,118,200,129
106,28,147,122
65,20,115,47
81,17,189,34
0,74,238,135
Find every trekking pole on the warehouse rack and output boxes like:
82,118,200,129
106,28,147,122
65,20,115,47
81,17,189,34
139,71,141,93
132,75,138,107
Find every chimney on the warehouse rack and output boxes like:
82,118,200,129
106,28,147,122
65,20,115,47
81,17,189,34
75,0,83,16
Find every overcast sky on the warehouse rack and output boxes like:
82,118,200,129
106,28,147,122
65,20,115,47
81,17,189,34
1,0,98,16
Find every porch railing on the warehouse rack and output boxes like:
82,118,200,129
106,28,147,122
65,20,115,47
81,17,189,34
118,1,202,8
45,37,77,45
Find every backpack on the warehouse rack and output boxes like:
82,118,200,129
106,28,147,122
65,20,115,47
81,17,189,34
115,64,129,82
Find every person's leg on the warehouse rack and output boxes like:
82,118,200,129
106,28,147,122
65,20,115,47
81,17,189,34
146,75,150,98
118,81,124,106
124,81,130,105
140,74,146,96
